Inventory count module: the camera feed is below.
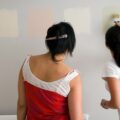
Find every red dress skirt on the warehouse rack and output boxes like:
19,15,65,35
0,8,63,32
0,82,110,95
24,81,70,120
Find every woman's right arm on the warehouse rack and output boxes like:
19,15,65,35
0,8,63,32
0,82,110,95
68,75,83,120
101,77,120,109
17,64,27,120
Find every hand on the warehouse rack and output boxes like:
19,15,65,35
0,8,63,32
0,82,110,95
101,99,109,109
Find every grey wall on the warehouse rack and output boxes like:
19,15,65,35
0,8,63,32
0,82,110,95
0,0,119,120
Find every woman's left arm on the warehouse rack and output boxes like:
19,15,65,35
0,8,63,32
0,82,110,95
101,77,120,109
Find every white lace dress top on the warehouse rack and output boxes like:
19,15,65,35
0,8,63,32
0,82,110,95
102,59,120,120
22,55,79,97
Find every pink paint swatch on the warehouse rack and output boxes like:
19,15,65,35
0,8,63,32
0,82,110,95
27,8,55,38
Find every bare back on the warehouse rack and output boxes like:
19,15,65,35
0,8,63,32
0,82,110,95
28,53,73,82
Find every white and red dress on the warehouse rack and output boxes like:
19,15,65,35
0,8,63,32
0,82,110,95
22,55,79,120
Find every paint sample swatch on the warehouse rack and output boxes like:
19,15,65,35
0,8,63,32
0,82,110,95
103,6,120,32
0,9,19,37
64,8,91,34
27,8,54,38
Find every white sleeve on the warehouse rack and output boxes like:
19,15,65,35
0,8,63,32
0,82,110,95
22,55,31,80
102,62,119,79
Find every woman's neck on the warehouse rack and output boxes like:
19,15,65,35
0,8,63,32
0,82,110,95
46,52,65,63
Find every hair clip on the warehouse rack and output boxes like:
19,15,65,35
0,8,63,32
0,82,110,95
46,34,68,40
112,14,120,23
114,18,120,23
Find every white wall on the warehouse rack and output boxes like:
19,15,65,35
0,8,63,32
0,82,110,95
0,0,119,119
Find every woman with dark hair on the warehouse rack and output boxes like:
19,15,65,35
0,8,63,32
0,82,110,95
101,24,120,119
17,22,83,120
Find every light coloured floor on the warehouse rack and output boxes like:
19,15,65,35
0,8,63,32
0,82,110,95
0,114,90,120
0,115,16,120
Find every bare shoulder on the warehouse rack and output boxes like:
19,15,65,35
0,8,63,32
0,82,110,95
30,54,45,62
69,74,82,89
63,64,74,73
28,54,45,69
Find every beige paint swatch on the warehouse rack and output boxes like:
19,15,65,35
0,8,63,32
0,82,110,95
0,9,19,37
64,8,91,34
103,6,120,32
27,8,54,38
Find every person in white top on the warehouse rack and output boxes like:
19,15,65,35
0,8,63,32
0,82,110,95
101,24,120,120
17,22,83,120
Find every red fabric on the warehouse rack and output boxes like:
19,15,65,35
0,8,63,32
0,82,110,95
24,81,70,120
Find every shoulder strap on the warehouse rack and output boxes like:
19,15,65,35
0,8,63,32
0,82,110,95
65,69,79,82
25,54,31,62
22,55,31,74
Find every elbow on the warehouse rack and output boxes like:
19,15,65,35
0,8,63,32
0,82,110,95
17,101,26,109
18,104,26,109
113,103,120,109
110,100,120,109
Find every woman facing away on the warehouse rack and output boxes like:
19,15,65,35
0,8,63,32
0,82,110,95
17,22,83,120
101,24,120,119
